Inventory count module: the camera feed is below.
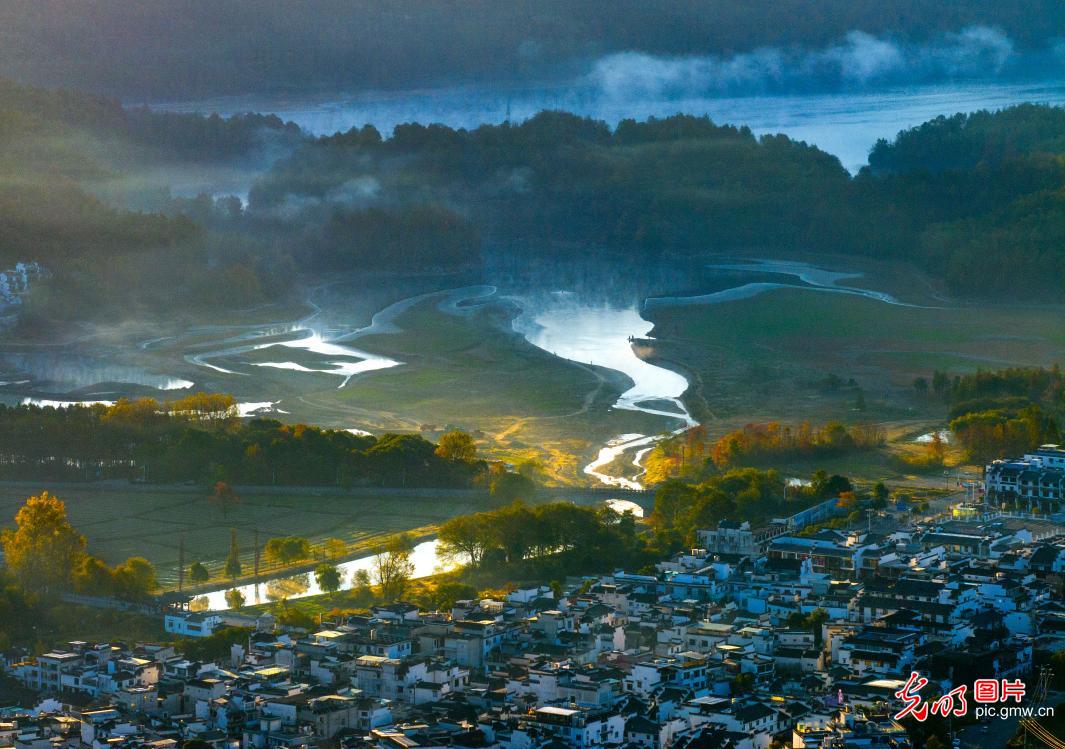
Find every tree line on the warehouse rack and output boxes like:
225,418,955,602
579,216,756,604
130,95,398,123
7,80,1065,331
0,79,300,327
1,492,158,599
643,421,882,481
438,501,649,576
914,366,1065,461
0,398,492,488
649,468,852,550
708,421,883,470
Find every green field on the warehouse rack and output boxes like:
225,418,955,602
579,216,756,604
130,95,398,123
0,484,486,589
646,287,1065,428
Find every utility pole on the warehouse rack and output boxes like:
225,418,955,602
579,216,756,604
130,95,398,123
254,527,261,581
177,535,185,593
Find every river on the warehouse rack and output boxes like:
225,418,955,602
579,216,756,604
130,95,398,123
513,296,695,490
189,257,923,609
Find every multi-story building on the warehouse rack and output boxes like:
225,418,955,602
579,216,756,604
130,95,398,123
985,444,1065,512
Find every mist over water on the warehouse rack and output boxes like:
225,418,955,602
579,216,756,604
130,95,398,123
158,27,1065,172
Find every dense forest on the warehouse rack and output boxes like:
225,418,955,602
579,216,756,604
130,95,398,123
5,78,1065,329
1,1,1062,98
0,79,305,324
646,421,885,477
438,500,650,577
0,397,490,488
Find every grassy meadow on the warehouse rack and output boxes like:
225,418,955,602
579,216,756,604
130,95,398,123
646,287,1065,424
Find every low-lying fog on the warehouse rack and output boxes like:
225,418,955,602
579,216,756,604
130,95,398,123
157,28,1065,172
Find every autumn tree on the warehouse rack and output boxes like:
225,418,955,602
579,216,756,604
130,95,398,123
111,557,158,600
169,392,237,425
210,481,240,518
438,513,493,566
1,492,86,593
264,536,311,565
351,568,373,604
435,430,477,462
224,588,245,610
72,555,113,596
324,538,347,560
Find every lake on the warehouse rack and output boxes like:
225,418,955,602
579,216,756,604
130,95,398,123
159,79,1065,172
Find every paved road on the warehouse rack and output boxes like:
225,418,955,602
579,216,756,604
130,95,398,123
956,692,1065,749
956,717,1019,749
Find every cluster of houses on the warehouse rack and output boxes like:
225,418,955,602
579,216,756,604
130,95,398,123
2,507,1064,749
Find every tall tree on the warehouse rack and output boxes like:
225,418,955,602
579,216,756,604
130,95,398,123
373,534,414,602
435,430,477,461
225,529,242,580
438,513,492,566
314,562,342,597
189,561,210,584
210,481,240,518
110,557,158,600
264,536,311,565
1,492,86,593
324,538,347,560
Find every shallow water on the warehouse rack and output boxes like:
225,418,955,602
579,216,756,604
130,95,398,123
645,259,918,309
512,295,696,489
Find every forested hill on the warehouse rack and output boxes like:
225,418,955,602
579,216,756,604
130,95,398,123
861,104,1065,297
3,76,1065,329
867,105,1065,173
0,78,304,165
1,1,1063,98
0,80,305,324
249,105,1065,300
248,114,854,268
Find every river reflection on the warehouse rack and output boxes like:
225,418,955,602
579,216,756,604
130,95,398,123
199,538,451,611
513,295,695,489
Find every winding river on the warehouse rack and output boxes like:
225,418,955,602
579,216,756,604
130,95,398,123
2,259,918,609
192,257,926,609
513,297,695,489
